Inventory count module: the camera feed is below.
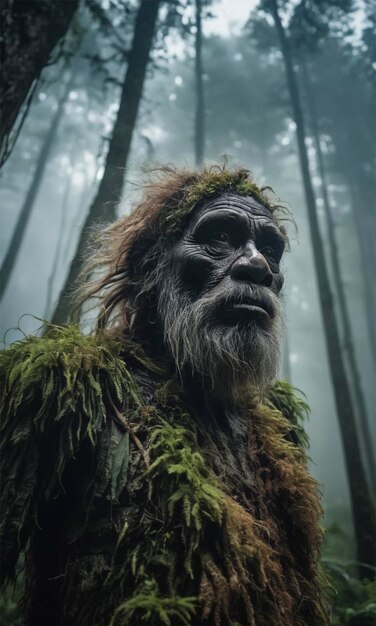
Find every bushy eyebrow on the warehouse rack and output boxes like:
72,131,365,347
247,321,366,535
190,209,249,234
189,208,286,257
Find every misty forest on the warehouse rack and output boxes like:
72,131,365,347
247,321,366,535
0,0,375,624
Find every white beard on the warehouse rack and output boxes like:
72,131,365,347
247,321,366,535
158,273,283,398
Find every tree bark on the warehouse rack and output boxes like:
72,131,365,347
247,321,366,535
51,0,161,326
194,0,205,165
267,0,375,571
0,0,79,166
349,185,376,362
337,163,376,362
0,76,73,300
300,58,375,491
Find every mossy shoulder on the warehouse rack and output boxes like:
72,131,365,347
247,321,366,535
265,379,310,450
0,325,138,585
0,324,138,444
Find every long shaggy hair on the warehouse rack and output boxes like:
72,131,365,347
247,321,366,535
75,165,289,388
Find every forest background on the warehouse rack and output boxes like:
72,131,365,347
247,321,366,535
0,0,375,623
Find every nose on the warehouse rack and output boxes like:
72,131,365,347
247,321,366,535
230,244,273,287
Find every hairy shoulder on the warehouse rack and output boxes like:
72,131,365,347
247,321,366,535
1,324,125,378
0,325,140,441
0,326,141,585
264,380,310,451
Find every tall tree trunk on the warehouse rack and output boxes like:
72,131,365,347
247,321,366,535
267,0,375,571
0,75,73,300
194,0,205,165
300,59,375,490
343,173,376,362
44,173,72,319
0,0,78,166
51,0,161,326
329,129,376,361
351,195,376,362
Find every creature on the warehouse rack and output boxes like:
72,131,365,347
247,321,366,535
0,166,329,625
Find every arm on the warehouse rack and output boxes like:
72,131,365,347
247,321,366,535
0,325,130,586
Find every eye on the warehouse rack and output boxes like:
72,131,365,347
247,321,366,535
204,231,233,252
211,231,230,244
201,230,233,257
257,227,285,265
192,215,243,253
259,245,277,260
258,244,283,272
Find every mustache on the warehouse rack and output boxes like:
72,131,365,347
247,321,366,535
196,281,280,321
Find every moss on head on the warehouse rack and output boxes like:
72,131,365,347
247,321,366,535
157,166,277,236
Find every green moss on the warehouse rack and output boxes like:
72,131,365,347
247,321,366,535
110,375,326,625
265,379,310,450
109,580,197,626
1,326,327,625
0,325,141,584
159,167,276,236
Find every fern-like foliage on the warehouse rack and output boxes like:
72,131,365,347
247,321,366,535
265,379,310,450
148,420,223,531
109,580,197,626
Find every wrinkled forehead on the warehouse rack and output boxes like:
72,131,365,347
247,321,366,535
188,193,276,228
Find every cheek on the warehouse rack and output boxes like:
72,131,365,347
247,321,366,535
173,248,219,297
272,272,284,293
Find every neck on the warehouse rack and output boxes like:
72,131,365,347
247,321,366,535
179,369,256,435
127,325,259,432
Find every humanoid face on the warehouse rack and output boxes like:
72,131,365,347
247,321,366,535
157,194,286,392
177,194,285,323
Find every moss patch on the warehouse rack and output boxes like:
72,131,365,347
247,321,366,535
1,326,328,625
158,166,278,237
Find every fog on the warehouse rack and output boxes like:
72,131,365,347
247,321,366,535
1,0,374,543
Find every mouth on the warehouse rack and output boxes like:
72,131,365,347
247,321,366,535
220,297,274,325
